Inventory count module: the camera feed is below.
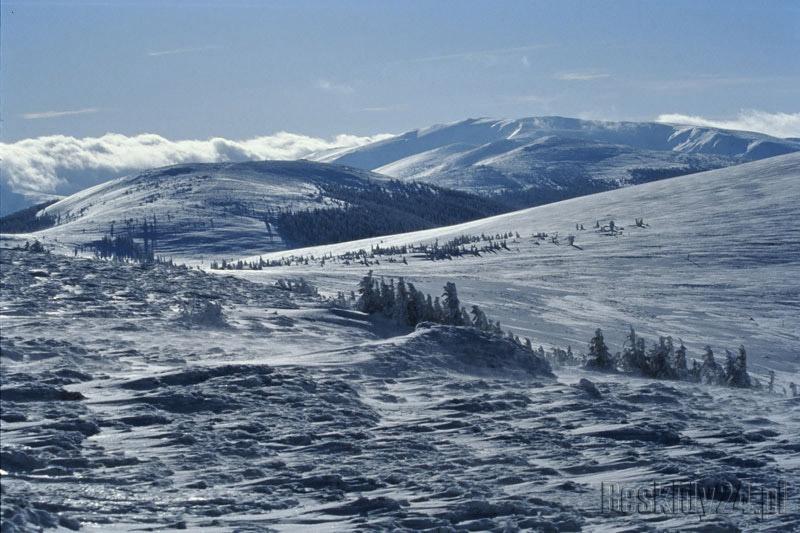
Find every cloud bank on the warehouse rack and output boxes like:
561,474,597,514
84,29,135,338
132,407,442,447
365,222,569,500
656,110,800,139
0,131,393,205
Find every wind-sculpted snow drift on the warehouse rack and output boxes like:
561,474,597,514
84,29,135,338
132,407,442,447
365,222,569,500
1,248,798,531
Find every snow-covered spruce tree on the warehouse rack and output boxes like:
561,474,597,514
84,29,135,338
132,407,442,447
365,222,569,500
393,277,410,325
618,326,647,374
413,289,430,325
493,321,503,336
356,270,381,314
461,306,472,327
424,294,435,322
697,346,724,385
585,328,615,372
646,337,678,380
724,345,752,388
470,305,491,331
442,282,463,325
674,341,689,378
433,297,444,323
379,278,395,317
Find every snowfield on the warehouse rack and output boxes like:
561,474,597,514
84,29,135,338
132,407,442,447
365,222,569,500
1,152,799,531
231,153,800,376
1,249,798,531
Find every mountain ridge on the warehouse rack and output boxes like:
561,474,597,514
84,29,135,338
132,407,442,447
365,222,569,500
314,116,800,196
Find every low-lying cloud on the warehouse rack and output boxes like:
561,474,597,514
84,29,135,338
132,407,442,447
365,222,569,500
656,110,800,139
0,131,393,206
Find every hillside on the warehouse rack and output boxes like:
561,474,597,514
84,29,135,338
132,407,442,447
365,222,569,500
316,116,800,201
230,153,800,373
3,160,510,259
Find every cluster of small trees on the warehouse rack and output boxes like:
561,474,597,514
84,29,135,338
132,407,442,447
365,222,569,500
416,234,514,261
90,217,163,264
584,327,754,388
92,234,155,264
356,271,510,336
209,230,522,271
14,240,48,253
274,277,318,296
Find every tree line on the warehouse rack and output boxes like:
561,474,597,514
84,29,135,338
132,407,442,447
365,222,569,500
274,180,512,247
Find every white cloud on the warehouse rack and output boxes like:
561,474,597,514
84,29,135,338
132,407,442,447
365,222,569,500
147,45,222,57
316,79,354,94
21,108,100,120
656,110,800,138
401,44,551,64
554,71,610,81
0,131,393,202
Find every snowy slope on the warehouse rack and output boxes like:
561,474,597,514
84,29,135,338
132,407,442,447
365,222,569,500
230,153,800,373
12,160,392,259
3,234,799,531
316,116,800,194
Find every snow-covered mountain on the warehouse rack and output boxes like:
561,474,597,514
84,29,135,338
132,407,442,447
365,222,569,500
3,160,510,259
316,116,800,195
233,152,800,373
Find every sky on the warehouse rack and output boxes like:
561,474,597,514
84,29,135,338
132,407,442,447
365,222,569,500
2,0,799,141
0,0,799,212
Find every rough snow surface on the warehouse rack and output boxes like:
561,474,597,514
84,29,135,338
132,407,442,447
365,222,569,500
2,249,798,531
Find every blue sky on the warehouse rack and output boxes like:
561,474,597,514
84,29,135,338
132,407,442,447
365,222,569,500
2,0,798,142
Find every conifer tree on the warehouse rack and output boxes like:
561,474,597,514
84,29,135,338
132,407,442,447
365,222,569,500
442,282,462,325
585,328,615,372
470,305,490,331
698,346,724,385
393,277,410,325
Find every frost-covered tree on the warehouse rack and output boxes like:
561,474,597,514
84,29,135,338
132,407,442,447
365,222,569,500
619,327,647,374
674,341,688,377
585,329,615,372
393,277,410,325
470,305,490,331
424,294,435,322
646,337,677,379
461,307,471,327
433,297,444,323
379,278,395,317
724,345,751,388
442,282,463,325
697,346,724,385
524,338,533,350
356,271,380,313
